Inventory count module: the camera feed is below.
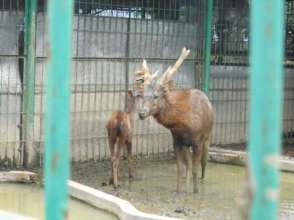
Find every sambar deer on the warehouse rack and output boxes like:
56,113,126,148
106,91,136,188
135,48,214,193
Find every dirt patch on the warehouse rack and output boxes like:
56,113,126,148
70,159,294,220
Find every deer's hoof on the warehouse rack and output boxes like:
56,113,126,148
199,178,205,184
113,184,120,190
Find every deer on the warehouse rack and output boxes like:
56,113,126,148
134,48,214,193
106,90,136,188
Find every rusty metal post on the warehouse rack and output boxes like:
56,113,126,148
44,0,73,219
23,0,37,167
249,0,285,219
202,0,213,94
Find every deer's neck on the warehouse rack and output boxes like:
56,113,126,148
126,101,135,114
153,93,177,128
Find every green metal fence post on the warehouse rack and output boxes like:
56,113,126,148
44,0,73,219
23,0,37,167
249,1,285,219
202,0,213,94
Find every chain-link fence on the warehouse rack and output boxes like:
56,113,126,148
0,0,207,167
210,0,294,148
0,0,24,167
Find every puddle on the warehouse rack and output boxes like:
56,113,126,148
0,183,118,220
72,160,294,219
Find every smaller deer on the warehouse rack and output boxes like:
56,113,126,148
106,91,136,188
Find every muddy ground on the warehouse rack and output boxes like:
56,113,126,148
70,159,294,220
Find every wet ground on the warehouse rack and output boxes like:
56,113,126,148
71,159,294,220
0,183,118,220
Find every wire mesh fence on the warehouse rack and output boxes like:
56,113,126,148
284,0,294,145
33,0,207,164
0,0,293,167
210,0,294,147
0,1,24,167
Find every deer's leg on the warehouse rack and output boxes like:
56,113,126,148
174,146,182,193
109,163,114,185
108,140,115,185
201,137,210,179
126,141,133,179
183,147,192,193
173,136,186,192
113,144,123,188
122,146,127,160
192,144,203,193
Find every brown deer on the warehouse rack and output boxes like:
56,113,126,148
134,48,214,193
106,90,136,188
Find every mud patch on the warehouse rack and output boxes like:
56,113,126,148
71,159,294,219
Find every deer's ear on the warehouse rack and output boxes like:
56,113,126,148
127,90,134,97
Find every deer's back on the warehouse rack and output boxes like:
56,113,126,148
156,89,214,140
106,111,132,144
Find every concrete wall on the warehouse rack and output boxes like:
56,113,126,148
211,66,294,145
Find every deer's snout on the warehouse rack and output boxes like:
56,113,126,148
138,107,149,120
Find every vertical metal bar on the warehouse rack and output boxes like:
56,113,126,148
79,11,86,162
17,2,24,167
39,63,45,167
23,0,37,167
87,4,94,160
6,60,11,163
249,1,284,219
44,0,73,219
73,1,80,162
202,0,213,94
125,9,131,109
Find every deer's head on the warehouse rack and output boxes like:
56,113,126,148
134,48,190,119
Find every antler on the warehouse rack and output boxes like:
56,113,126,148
134,60,158,94
158,47,190,85
134,48,189,93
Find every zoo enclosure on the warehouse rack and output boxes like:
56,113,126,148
0,0,293,167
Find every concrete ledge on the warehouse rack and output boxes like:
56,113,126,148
0,171,37,219
209,148,247,166
68,181,179,220
208,147,294,173
0,171,36,183
280,159,294,172
0,171,178,220
0,210,34,220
